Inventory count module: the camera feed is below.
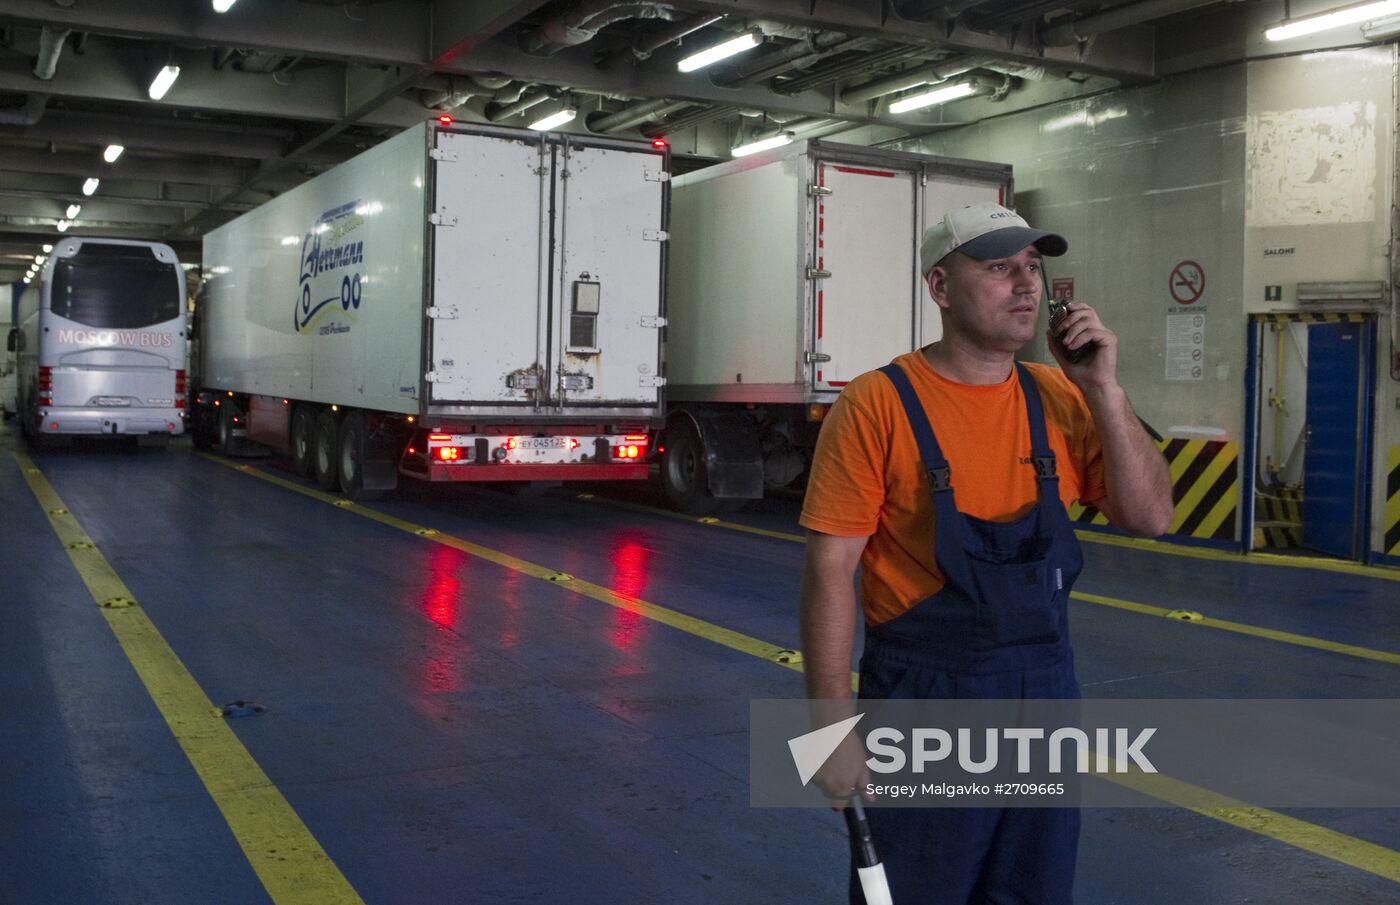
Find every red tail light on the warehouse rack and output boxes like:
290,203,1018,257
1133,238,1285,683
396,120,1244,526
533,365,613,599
612,444,642,459
435,446,462,462
38,366,52,392
174,370,187,408
429,434,453,441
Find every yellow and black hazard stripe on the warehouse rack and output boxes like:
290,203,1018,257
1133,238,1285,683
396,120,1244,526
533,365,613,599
1386,445,1400,557
1257,492,1301,524
1255,312,1367,325
1070,439,1239,541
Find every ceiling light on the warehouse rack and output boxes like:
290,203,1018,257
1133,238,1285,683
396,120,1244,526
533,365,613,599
677,31,761,73
148,64,180,101
281,236,300,246
888,81,980,114
1265,0,1400,40
34,255,46,264
528,107,578,131
22,277,30,284
212,0,238,11
103,145,125,163
1361,10,1400,37
56,220,70,232
82,177,100,196
731,132,795,158
42,244,53,253
66,204,82,219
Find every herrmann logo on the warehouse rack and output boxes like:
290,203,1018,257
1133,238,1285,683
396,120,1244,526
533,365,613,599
787,716,1157,784
294,199,367,335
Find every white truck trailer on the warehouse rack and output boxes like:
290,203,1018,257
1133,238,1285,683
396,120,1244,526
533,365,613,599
192,121,668,497
660,140,1012,511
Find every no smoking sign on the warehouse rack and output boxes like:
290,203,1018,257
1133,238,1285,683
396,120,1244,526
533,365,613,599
1169,261,1205,305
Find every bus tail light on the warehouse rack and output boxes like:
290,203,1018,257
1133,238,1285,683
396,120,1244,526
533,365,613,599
38,366,52,406
174,370,186,408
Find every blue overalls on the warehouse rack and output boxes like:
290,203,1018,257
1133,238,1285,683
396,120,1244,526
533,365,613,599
851,361,1084,905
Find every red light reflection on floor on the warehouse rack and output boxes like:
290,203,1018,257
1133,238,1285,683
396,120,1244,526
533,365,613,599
421,545,467,627
609,536,653,652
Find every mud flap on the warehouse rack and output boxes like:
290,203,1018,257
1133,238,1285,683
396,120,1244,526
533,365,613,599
364,423,401,492
688,411,763,500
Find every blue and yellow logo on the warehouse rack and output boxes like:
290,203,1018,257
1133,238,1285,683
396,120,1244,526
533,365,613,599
294,200,366,334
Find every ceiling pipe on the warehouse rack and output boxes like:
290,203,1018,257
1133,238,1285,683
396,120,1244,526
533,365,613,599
1041,0,1224,46
631,12,724,59
588,97,692,133
33,27,71,81
520,2,680,57
486,91,554,122
0,93,49,126
843,55,996,104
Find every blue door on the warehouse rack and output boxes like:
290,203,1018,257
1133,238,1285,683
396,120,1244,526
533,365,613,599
1301,321,1369,559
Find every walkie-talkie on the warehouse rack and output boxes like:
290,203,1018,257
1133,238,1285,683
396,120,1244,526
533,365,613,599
1044,264,1093,364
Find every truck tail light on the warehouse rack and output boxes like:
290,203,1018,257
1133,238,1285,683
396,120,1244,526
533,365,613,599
434,446,463,462
612,444,642,459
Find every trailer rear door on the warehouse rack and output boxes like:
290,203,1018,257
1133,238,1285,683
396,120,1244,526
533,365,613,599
808,161,918,392
552,140,666,408
428,130,549,406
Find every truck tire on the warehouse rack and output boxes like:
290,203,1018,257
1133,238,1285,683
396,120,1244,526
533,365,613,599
290,405,315,477
213,402,238,455
661,419,727,514
337,411,382,501
313,410,340,491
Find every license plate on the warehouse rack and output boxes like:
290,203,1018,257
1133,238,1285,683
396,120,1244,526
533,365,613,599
518,437,566,449
93,396,131,406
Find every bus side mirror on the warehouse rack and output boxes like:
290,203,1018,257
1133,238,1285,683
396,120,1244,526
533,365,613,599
5,329,16,353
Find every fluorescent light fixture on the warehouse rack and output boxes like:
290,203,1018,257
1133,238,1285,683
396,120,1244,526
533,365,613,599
677,31,761,73
528,107,578,131
1361,10,1400,37
281,235,300,246
42,244,53,253
148,64,180,100
212,0,238,11
82,177,100,196
56,220,70,232
888,81,980,113
66,204,82,219
731,131,795,158
103,144,125,163
1265,0,1400,40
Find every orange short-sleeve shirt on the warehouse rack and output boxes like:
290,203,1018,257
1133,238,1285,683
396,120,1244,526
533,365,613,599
799,350,1106,626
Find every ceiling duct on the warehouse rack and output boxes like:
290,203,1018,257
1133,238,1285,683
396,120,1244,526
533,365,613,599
520,2,681,56
0,93,49,126
587,97,693,133
33,27,71,81
627,12,725,60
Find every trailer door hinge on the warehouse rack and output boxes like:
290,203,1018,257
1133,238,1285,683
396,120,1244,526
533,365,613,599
426,306,458,319
507,373,540,390
429,147,458,162
805,351,832,363
808,184,834,196
429,211,458,227
643,229,669,242
559,374,594,392
640,375,666,388
807,266,832,279
640,315,667,328
644,170,671,182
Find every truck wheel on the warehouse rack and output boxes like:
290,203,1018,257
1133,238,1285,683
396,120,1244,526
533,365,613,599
337,412,382,501
661,419,725,514
313,410,340,491
290,406,315,477
213,402,238,455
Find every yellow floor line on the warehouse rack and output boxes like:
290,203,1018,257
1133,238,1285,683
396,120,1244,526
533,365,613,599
1073,591,1400,666
205,454,1400,886
15,451,365,905
573,494,1400,666
1075,529,1400,583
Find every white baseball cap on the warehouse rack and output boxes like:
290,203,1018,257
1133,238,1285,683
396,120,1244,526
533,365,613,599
920,202,1068,275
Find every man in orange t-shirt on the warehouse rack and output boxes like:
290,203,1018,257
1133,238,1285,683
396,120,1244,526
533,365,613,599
798,203,1173,904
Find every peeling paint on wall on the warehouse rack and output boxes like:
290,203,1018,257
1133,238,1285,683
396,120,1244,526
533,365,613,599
1246,102,1376,226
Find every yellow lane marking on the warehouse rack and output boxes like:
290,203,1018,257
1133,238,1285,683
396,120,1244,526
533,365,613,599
201,456,823,681
15,451,365,905
207,454,1400,885
1076,530,1400,583
1099,767,1400,884
1073,592,1400,666
574,493,807,543
571,493,1400,664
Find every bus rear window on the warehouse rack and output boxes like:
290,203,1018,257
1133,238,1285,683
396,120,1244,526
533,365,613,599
51,244,181,328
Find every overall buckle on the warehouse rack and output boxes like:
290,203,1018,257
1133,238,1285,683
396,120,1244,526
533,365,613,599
926,466,952,492
1033,455,1058,480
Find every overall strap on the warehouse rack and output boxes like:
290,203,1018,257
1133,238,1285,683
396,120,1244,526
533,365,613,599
1014,362,1059,487
877,364,952,493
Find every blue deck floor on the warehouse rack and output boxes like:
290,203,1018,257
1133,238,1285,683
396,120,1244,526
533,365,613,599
3,429,1397,904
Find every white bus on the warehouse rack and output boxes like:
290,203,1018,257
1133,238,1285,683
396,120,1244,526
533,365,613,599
11,238,187,447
